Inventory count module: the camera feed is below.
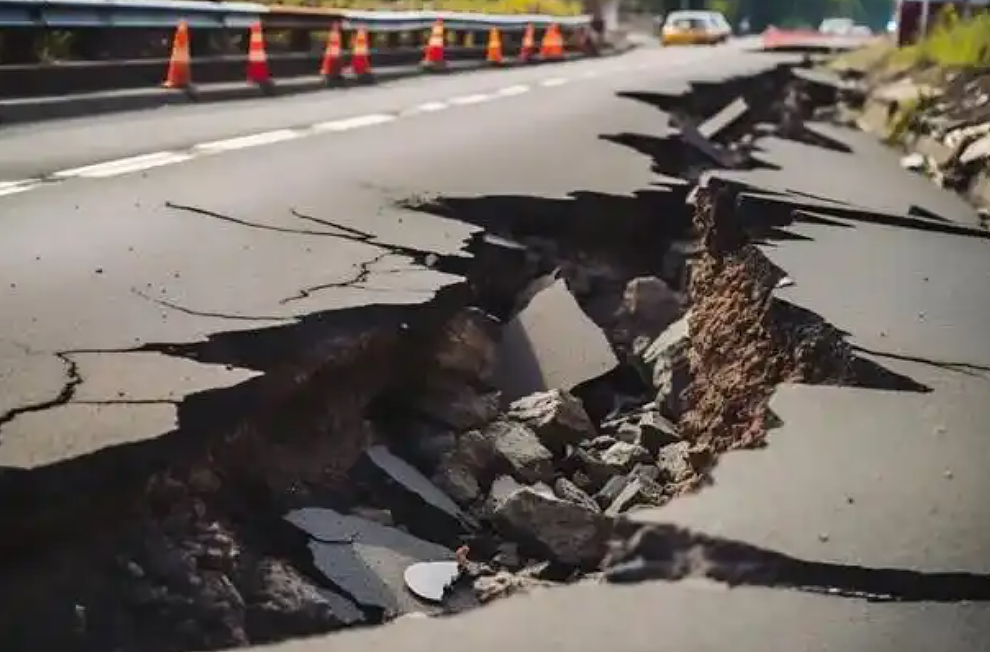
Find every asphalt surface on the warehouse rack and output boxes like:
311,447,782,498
3,35,989,652
0,40,784,469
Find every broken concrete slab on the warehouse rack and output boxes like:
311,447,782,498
285,507,468,617
493,279,618,403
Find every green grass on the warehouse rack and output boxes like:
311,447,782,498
893,10,990,68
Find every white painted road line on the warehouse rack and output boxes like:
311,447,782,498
313,113,396,132
540,77,569,87
495,84,530,97
448,93,494,106
53,151,194,179
193,129,300,154
405,101,449,115
0,180,41,198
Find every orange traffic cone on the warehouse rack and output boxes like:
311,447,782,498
321,23,344,83
422,19,445,69
350,28,374,81
541,23,563,60
246,22,272,89
486,27,503,65
519,23,536,62
163,20,192,90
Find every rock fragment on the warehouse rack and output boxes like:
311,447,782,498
600,441,652,473
639,313,691,420
432,308,501,384
487,476,612,567
553,477,601,513
506,389,596,451
657,441,695,484
486,420,554,483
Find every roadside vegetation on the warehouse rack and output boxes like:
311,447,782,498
893,7,990,68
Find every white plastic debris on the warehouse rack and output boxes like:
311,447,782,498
403,561,461,603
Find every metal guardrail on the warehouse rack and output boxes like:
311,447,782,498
0,0,591,29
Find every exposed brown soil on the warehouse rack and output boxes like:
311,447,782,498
679,185,858,455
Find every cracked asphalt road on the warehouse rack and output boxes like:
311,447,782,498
0,41,774,469
4,36,988,652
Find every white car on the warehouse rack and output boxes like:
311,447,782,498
819,17,856,35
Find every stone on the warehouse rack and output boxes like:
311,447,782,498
409,386,501,432
485,420,554,483
487,476,612,567
586,435,618,451
600,442,652,473
604,475,666,516
657,441,694,484
616,276,681,342
594,474,632,509
609,410,680,454
432,308,501,384
553,477,601,513
569,448,619,492
455,429,498,477
431,455,481,505
640,313,691,420
506,389,597,451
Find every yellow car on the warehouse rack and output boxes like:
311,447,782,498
661,10,732,46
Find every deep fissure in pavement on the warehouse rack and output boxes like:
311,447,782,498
0,63,973,652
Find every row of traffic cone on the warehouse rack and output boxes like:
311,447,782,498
163,20,582,91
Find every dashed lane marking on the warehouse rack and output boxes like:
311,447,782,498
52,151,194,179
193,129,300,154
0,179,42,198
495,84,530,97
3,69,592,199
313,113,397,132
403,101,449,115
448,93,494,105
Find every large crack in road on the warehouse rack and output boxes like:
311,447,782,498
2,58,988,652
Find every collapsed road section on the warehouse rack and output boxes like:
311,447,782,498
2,52,989,652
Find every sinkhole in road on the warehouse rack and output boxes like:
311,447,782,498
0,63,977,652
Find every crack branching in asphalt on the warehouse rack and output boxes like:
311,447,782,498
131,288,291,322
604,524,990,603
0,352,82,434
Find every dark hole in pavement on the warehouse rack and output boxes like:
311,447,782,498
605,523,990,603
0,61,960,652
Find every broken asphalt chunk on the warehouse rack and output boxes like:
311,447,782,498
285,508,476,618
356,445,478,544
494,279,618,403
